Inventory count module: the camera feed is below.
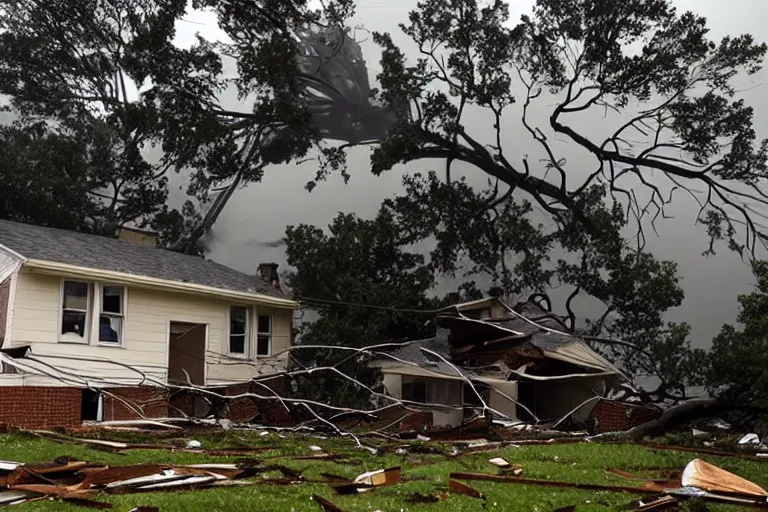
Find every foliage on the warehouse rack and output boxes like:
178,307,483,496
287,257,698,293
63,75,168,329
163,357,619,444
385,171,704,398
0,0,354,252
284,209,445,407
355,0,768,256
708,260,768,404
0,120,202,250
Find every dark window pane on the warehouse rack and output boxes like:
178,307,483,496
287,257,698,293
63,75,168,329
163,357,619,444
257,315,271,334
230,306,247,335
102,286,123,314
63,282,88,310
62,310,86,337
99,315,121,342
230,334,245,354
403,381,427,403
257,335,270,356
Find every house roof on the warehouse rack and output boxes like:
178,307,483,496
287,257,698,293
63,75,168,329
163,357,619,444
0,219,292,303
374,299,625,382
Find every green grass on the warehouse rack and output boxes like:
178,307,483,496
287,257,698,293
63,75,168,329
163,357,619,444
1,430,766,511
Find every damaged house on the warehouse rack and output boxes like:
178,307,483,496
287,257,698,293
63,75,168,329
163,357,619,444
0,219,297,428
373,298,632,431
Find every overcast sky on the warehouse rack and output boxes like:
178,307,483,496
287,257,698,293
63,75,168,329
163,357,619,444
172,0,768,348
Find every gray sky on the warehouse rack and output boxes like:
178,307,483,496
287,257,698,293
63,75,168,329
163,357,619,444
175,0,768,348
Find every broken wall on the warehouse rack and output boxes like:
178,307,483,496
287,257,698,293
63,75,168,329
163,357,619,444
488,381,518,421
519,376,606,423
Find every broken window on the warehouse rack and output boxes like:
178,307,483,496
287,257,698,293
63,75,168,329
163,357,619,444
61,280,90,341
99,286,124,344
81,389,102,421
257,315,272,356
229,305,248,355
402,380,428,403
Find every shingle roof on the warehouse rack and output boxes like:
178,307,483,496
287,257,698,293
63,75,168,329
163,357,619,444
0,219,289,299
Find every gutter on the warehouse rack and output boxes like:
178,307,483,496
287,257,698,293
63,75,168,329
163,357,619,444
22,259,297,308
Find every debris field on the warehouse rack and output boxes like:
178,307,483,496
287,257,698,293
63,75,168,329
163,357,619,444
0,424,767,511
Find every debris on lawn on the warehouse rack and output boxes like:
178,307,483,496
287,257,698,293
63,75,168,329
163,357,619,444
448,478,483,499
681,458,767,496
488,457,523,475
312,494,345,512
0,456,302,507
352,466,401,487
634,496,679,511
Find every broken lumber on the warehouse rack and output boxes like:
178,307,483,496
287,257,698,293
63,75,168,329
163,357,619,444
313,494,345,512
450,472,660,495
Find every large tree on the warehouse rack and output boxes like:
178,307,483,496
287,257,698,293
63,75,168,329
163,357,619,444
708,260,768,404
283,209,463,407
0,0,386,252
327,0,768,256
384,172,705,400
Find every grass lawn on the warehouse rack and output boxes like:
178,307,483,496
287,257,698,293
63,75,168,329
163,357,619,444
1,429,765,511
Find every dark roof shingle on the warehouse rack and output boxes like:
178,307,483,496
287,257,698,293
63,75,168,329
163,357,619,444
0,219,289,299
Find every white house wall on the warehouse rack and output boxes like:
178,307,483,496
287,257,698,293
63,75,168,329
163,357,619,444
7,270,292,387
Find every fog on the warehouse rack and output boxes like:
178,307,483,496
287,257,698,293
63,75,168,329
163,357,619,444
172,0,768,348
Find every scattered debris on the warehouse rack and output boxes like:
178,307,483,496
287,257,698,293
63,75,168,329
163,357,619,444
448,479,483,499
313,494,345,512
451,472,661,495
681,458,767,496
488,457,523,476
740,433,761,446
308,445,323,452
353,467,401,487
185,440,202,449
635,496,679,511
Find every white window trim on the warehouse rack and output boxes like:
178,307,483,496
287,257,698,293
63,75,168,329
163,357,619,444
95,283,127,347
255,312,273,357
227,304,250,358
58,278,92,344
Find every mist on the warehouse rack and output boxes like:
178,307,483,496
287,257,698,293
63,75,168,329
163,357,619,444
168,0,768,347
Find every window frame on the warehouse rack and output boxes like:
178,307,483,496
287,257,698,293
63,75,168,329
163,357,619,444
59,279,92,344
255,313,272,357
227,304,250,358
96,284,126,346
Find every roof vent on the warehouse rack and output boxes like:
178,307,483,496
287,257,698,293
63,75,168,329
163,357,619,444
117,225,158,248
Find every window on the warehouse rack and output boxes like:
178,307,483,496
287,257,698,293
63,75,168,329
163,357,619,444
229,306,248,355
402,380,427,403
256,315,272,356
99,286,124,343
61,281,90,341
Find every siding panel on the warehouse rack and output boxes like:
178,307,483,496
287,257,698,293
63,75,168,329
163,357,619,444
8,270,293,387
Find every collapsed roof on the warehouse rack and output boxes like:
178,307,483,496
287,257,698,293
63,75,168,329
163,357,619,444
373,297,625,384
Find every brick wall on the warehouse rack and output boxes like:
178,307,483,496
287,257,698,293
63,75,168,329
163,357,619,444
0,279,10,344
0,387,81,429
168,378,291,425
589,399,661,433
101,387,169,421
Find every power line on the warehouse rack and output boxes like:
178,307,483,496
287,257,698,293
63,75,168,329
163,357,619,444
297,296,448,314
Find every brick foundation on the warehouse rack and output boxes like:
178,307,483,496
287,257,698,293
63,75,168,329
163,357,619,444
168,377,291,425
589,398,661,433
101,387,169,421
0,387,81,429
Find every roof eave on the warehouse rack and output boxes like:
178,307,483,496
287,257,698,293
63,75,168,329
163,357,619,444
22,258,297,308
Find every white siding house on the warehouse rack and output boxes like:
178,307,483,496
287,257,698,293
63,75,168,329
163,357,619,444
0,219,297,390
